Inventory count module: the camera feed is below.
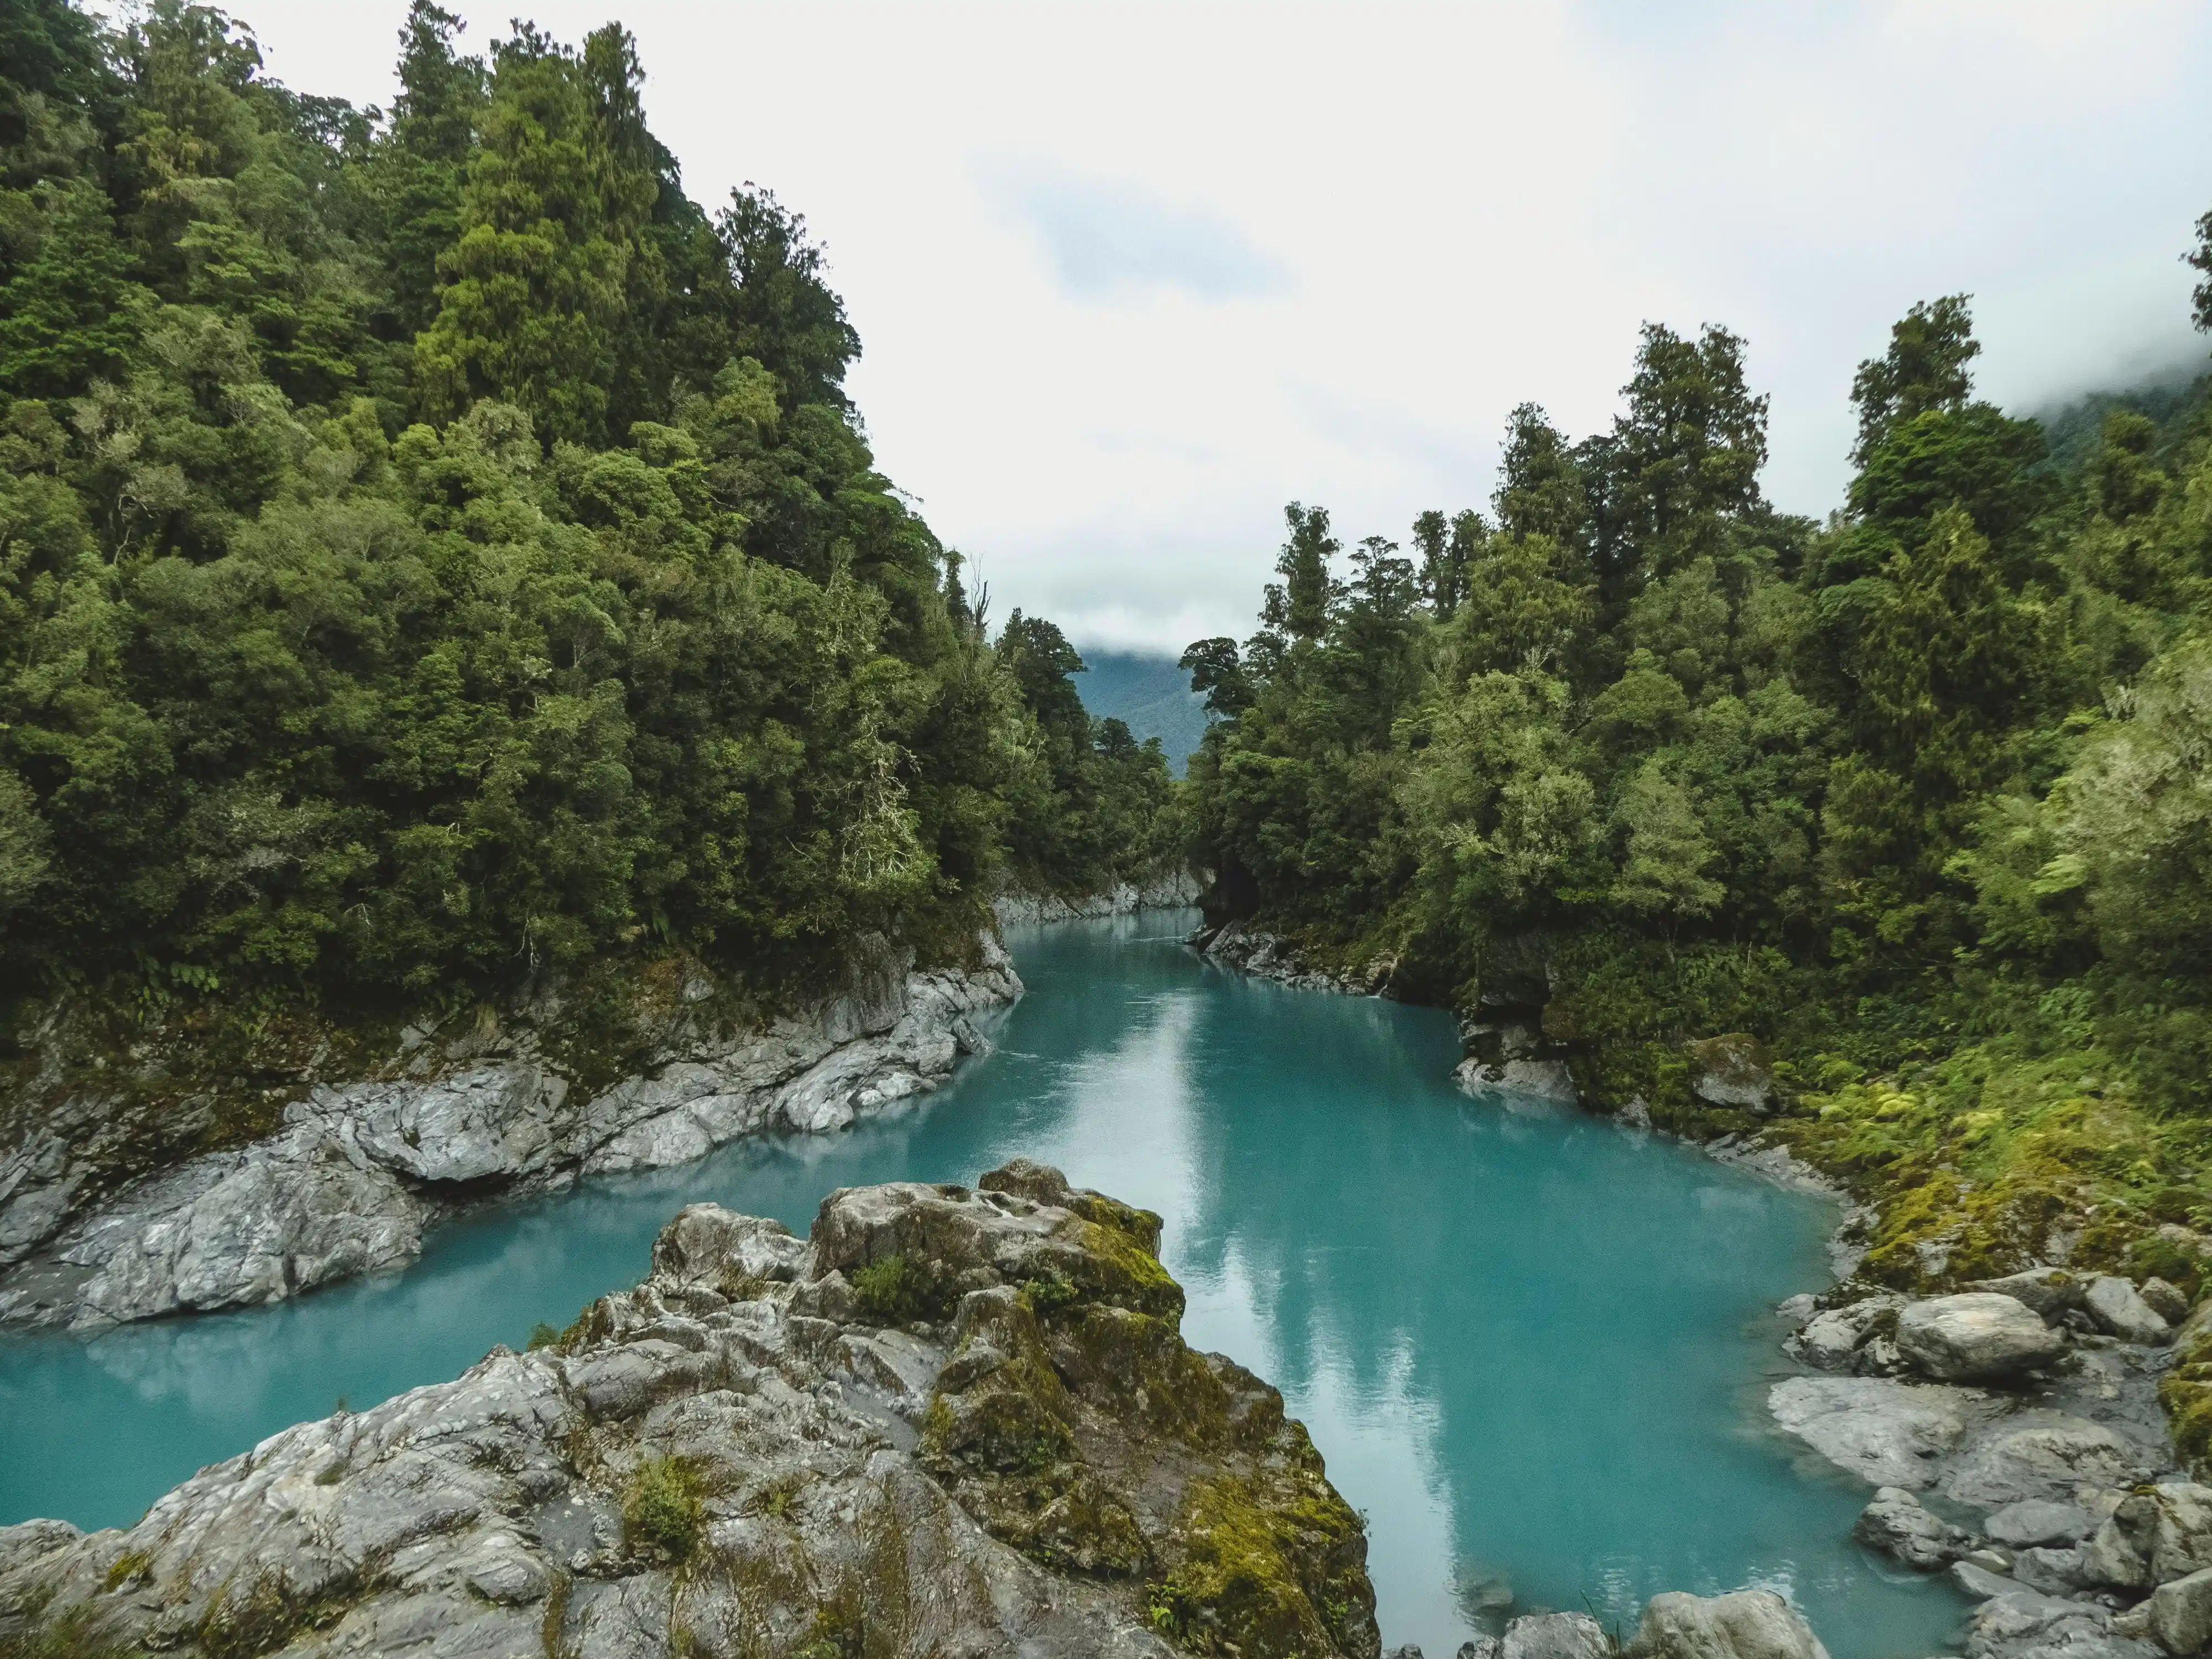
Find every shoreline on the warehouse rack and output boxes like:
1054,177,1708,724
1193,916,2202,1659
0,942,1022,1332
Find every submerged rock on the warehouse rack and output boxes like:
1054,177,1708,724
0,945,1021,1331
0,1161,1381,1659
1623,1590,1830,1659
1897,1292,2068,1383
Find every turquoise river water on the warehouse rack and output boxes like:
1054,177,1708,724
0,914,1967,1654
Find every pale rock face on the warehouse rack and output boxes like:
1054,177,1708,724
1683,1035,1776,1114
2085,1276,2171,1345
1984,1499,2095,1550
2147,1566,2212,1657
1453,1056,1579,1104
1791,1297,1901,1372
1943,1414,2159,1510
1500,1610,1611,1659
0,1165,1380,1659
1896,1292,2068,1383
1768,1376,1996,1489
1969,1267,2085,1322
0,943,1023,1331
2083,1483,2212,1592
1961,1582,2153,1659
1623,1589,1830,1659
1854,1486,1974,1569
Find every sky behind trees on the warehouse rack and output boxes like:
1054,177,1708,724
225,0,2212,650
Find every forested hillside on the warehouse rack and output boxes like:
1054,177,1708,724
1182,277,2212,1331
0,0,1173,1024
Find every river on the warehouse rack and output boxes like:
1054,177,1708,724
0,912,1965,1655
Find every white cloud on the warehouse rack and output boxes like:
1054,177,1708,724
229,0,2212,653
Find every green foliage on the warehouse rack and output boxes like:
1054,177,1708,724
620,1454,704,1562
1184,274,2212,1268
0,2,1171,1024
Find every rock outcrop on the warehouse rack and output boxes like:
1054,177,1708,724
1897,1292,2069,1383
1772,1280,2198,1659
993,869,1203,925
0,1161,1381,1659
1623,1590,1829,1659
0,943,1021,1331
1189,919,1396,996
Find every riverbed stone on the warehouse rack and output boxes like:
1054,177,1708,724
1970,1268,2087,1322
2142,1278,2193,1327
1769,1376,1996,1489
1897,1292,2068,1383
1501,1611,1611,1659
1942,1413,2160,1508
1985,1499,2096,1549
2147,1567,2212,1656
2083,1484,2212,1592
0,1164,1380,1659
1855,1486,1974,1569
2011,1545,2095,1597
1791,1297,1901,1372
1963,1585,2152,1659
2086,1276,2172,1345
1623,1590,1829,1659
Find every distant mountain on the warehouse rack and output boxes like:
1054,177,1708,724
1074,650,1211,776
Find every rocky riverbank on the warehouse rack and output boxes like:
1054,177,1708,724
0,1161,1381,1659
993,869,1204,926
0,941,1021,1332
1767,1270,2212,1658
1190,920,2212,1657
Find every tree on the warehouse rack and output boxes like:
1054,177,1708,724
411,24,655,444
1493,403,1585,546
1849,294,1979,466
1272,500,1338,644
1601,322,1768,576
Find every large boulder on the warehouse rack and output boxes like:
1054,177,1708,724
1769,1376,1996,1489
1984,1499,2095,1550
2147,1567,2212,1657
1897,1293,2067,1383
2086,1276,2172,1345
1942,1413,2159,1509
1685,1035,1777,1113
1969,1267,2085,1322
1501,1611,1611,1659
1854,1487,1974,1569
0,1163,1381,1659
1623,1590,1830,1659
2084,1484,2212,1592
1791,1297,1901,1373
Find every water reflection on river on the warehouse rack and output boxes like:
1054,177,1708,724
0,913,1964,1656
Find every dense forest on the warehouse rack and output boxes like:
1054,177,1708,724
1181,269,2212,1333
0,0,1176,1022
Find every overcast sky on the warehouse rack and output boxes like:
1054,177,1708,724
230,1,2212,654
